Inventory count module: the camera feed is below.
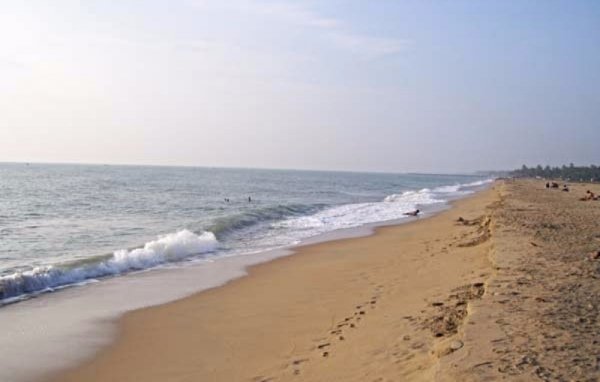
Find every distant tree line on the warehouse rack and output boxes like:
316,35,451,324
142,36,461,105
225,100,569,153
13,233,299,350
511,164,600,182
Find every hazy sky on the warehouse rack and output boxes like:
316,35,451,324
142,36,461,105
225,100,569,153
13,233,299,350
1,1,598,173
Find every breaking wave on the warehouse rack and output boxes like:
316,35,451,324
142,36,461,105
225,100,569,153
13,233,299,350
278,188,440,232
0,230,218,302
208,204,326,238
277,178,493,234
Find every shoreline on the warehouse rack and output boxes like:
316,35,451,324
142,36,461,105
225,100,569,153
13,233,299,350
0,182,483,382
1,178,490,307
45,184,499,381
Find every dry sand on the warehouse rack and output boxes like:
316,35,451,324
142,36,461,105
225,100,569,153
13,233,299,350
439,180,600,381
46,180,600,382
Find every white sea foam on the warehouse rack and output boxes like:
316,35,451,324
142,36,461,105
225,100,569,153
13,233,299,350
277,187,442,233
0,230,218,301
111,229,218,269
463,178,494,187
275,178,494,236
432,178,494,195
383,188,439,203
433,184,462,193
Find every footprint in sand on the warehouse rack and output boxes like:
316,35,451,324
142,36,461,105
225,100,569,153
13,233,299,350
252,376,274,382
292,358,309,365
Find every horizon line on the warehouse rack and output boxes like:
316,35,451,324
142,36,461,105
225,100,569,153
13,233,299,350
0,160,491,177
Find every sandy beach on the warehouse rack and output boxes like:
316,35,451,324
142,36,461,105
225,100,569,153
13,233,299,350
46,180,600,382
4,2,599,381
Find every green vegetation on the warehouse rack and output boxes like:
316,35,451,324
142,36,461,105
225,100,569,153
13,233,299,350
512,164,600,182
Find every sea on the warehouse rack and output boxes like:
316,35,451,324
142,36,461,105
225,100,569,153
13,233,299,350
0,163,492,304
0,163,492,381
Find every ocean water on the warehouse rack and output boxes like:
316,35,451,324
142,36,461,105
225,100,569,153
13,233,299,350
0,163,492,305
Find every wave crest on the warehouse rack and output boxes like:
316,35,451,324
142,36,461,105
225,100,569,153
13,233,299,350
0,230,218,302
208,204,324,237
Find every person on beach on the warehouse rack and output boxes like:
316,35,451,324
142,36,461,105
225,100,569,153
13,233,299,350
248,196,252,202
403,209,420,217
580,190,598,201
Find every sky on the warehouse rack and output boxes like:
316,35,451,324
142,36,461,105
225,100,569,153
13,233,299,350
0,1,599,173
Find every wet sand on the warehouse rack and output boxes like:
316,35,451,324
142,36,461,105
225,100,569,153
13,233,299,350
46,180,600,381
